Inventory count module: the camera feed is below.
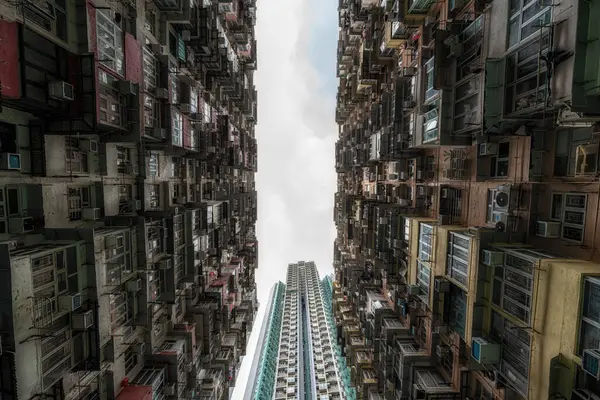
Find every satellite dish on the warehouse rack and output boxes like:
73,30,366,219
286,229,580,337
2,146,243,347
495,191,509,208
495,221,506,232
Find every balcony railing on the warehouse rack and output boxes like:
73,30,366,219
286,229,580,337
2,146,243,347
407,0,437,14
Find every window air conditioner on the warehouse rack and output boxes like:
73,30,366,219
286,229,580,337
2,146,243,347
163,384,176,396
59,293,82,312
0,153,21,170
79,140,98,153
126,279,143,292
49,81,74,101
8,217,34,234
582,349,600,379
134,342,146,355
129,199,142,210
482,249,504,266
153,127,167,139
82,207,101,221
117,80,137,95
434,277,450,293
535,221,561,238
72,310,94,330
105,234,124,248
479,142,498,156
471,337,501,364
154,87,169,100
150,44,167,56
179,103,191,114
158,259,172,270
407,284,421,296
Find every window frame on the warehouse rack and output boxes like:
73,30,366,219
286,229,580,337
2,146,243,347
98,70,124,127
507,0,552,51
549,192,587,243
96,10,125,76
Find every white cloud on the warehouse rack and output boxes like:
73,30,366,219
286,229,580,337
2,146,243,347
231,0,338,395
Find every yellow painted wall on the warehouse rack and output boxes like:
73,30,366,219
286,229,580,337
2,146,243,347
529,260,600,400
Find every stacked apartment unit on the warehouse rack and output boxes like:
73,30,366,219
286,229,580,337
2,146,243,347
0,1,258,400
334,0,600,399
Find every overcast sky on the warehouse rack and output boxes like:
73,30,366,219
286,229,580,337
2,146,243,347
231,0,338,395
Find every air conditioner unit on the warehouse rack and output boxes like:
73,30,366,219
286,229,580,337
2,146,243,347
403,100,415,109
59,293,82,312
471,337,501,364
407,284,421,296
153,127,167,139
401,67,417,77
72,310,94,330
155,87,169,100
105,235,124,248
48,81,75,101
398,171,407,181
179,103,191,114
416,170,423,180
436,345,450,357
129,199,142,211
8,217,34,234
398,198,410,207
162,384,176,396
125,164,139,175
482,249,504,266
536,221,561,238
441,188,449,198
127,279,143,292
388,173,398,181
434,277,450,293
0,153,21,170
158,259,172,270
379,217,388,225
582,349,600,379
150,44,167,56
435,325,448,335
117,80,137,95
82,207,101,221
417,186,427,196
479,142,498,156
79,140,98,153
134,342,146,355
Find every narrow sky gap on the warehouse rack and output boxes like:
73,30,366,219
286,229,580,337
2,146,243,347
231,0,338,394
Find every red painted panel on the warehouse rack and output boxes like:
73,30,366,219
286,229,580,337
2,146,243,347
68,54,80,116
124,34,142,83
87,2,97,53
124,34,143,137
182,116,191,149
0,20,20,98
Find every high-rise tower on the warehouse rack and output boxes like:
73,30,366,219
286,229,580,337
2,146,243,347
244,261,353,400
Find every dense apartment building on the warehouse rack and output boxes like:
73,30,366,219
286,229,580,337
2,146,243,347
333,0,600,399
0,0,258,400
243,261,354,400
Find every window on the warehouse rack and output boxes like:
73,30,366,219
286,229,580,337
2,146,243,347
149,184,160,208
424,57,438,103
403,217,410,241
490,142,510,177
417,261,430,300
422,108,438,143
549,192,587,243
170,74,180,104
22,0,68,42
109,293,128,333
148,153,159,177
446,232,470,288
490,311,530,397
65,137,89,174
144,10,156,36
554,129,593,176
6,187,20,216
507,0,552,49
144,95,159,128
118,185,132,206
579,277,600,355
491,251,534,325
96,10,124,76
124,345,137,374
98,70,123,127
504,37,550,115
418,223,433,261
68,187,83,221
171,109,183,146
142,47,158,93
117,147,131,174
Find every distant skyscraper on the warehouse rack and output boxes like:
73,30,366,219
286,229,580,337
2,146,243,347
244,261,353,400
